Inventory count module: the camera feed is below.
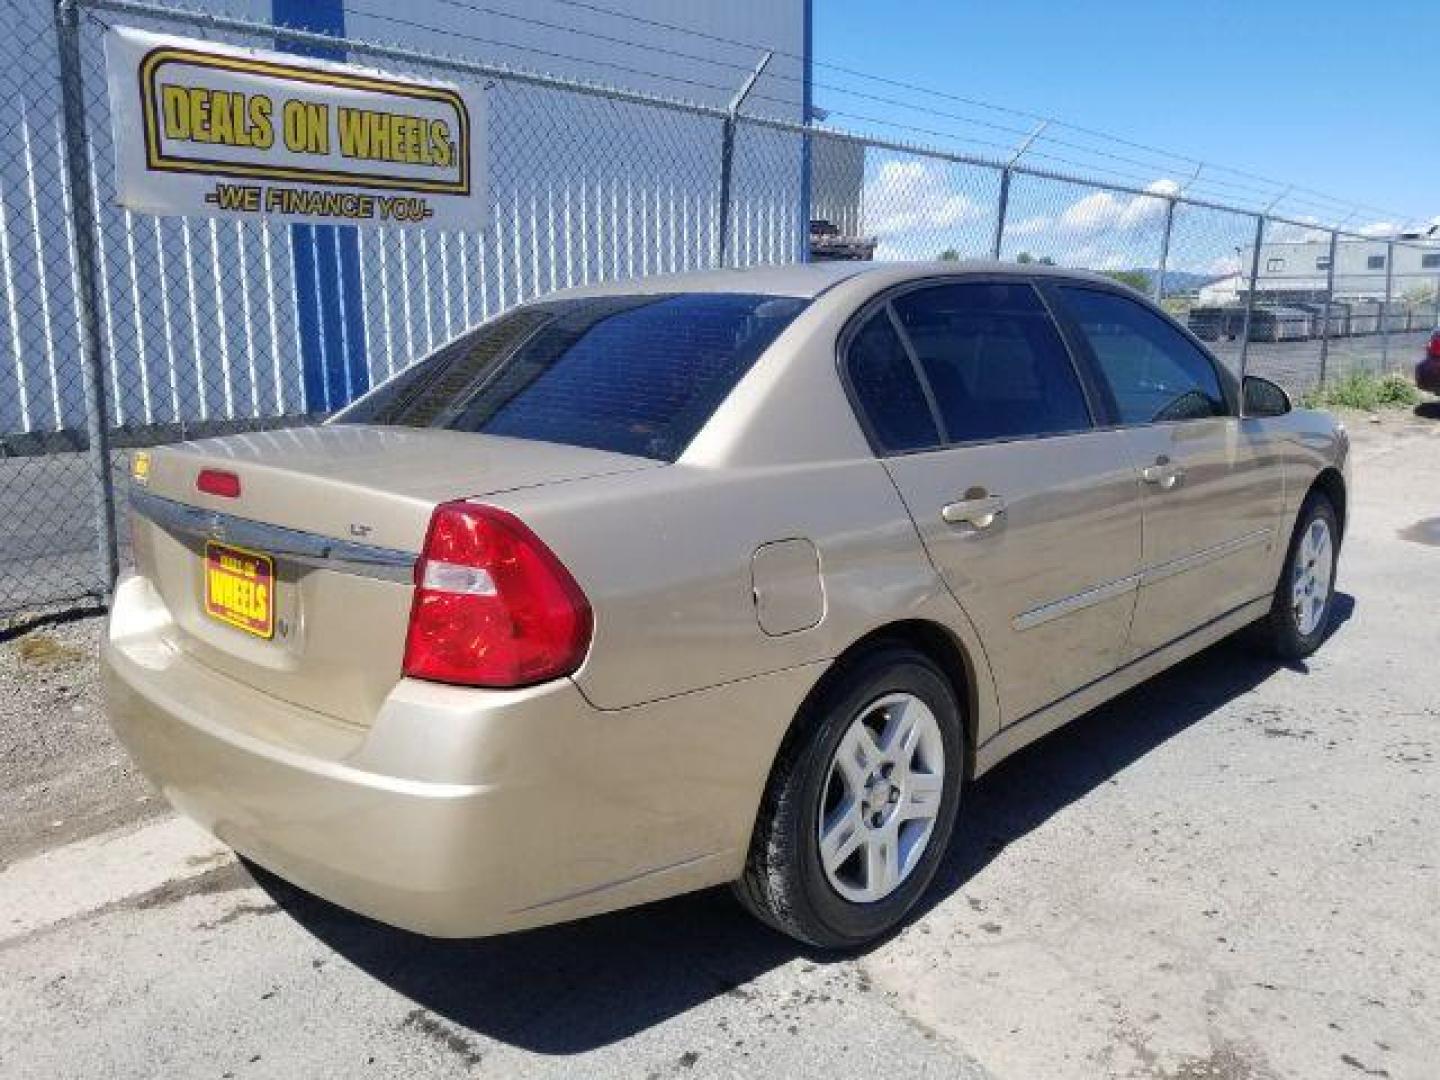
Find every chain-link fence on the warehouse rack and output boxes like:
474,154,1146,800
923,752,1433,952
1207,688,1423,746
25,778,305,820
2,0,1437,616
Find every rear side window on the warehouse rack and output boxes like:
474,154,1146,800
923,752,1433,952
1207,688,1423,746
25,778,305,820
890,282,1092,443
335,293,807,461
845,310,942,453
1057,287,1228,424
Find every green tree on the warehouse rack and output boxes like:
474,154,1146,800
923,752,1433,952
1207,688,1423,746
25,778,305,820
1105,269,1151,292
937,248,961,261
1016,251,1035,264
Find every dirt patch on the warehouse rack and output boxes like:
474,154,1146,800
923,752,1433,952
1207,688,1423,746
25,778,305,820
0,614,165,867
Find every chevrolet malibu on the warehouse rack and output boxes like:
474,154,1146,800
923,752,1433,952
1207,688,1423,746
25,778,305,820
104,262,1349,949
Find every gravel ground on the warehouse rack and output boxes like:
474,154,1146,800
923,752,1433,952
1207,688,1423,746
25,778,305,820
0,612,162,868
0,405,1436,1079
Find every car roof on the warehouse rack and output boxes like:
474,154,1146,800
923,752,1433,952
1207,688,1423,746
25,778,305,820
542,259,1127,301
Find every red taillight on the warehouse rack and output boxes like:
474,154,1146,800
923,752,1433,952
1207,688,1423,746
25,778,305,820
196,468,241,498
1427,332,1440,360
403,502,592,687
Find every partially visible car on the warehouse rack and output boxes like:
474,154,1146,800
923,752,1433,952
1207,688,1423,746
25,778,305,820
1417,329,1440,394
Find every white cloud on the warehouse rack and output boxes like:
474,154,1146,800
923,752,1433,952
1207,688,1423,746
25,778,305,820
863,160,987,238
1049,178,1177,235
1005,214,1052,237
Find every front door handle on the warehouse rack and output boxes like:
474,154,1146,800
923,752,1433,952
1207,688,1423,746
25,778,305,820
1140,457,1185,490
942,494,1006,529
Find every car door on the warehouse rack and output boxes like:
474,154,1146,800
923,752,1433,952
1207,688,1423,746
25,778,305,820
843,278,1144,725
1046,284,1287,659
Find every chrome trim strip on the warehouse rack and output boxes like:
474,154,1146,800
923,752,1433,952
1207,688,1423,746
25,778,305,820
130,490,416,582
1013,572,1140,632
1012,527,1273,633
1139,527,1272,587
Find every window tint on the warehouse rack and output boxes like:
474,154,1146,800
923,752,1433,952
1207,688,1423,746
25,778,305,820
334,293,807,461
845,310,941,453
889,282,1091,442
1058,286,1228,424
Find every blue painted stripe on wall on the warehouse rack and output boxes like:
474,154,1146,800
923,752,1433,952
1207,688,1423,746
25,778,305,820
272,0,369,413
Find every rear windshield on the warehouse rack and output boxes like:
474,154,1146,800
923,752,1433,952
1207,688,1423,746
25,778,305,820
334,292,808,461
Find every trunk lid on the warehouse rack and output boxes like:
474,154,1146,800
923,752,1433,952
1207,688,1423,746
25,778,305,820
131,425,656,726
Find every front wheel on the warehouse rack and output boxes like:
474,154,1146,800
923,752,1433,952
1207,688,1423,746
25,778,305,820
733,646,963,950
1250,493,1339,661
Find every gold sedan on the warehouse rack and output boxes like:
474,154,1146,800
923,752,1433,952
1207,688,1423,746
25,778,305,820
104,262,1349,948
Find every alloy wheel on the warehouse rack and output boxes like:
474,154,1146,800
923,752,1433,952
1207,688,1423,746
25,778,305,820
817,692,946,904
1291,516,1335,636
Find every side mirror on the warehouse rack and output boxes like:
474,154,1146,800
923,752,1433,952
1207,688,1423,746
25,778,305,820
1243,375,1291,417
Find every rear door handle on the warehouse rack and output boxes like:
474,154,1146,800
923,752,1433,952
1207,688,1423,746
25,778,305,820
1140,459,1185,490
942,494,1006,529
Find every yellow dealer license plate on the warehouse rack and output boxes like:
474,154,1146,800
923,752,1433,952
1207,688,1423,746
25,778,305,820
204,541,275,639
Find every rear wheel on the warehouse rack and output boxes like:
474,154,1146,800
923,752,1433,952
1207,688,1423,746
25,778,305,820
734,646,963,950
1250,493,1339,660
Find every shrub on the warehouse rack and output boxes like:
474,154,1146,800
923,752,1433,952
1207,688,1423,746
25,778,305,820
1302,372,1420,411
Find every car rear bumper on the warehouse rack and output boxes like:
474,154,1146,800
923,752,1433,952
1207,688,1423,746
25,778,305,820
1416,356,1440,394
103,573,823,937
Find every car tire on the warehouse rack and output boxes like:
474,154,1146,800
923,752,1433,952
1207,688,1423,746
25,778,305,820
733,645,964,950
1250,492,1340,661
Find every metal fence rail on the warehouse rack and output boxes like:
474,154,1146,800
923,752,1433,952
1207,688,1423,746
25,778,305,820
1,0,1436,616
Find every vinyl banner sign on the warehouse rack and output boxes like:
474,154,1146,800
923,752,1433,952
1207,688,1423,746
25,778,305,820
105,27,486,229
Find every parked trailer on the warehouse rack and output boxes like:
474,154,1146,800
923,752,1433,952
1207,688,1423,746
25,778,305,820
1187,306,1229,341
1245,306,1313,342
1293,301,1347,338
1189,299,1434,346
1346,300,1382,334
1380,302,1409,333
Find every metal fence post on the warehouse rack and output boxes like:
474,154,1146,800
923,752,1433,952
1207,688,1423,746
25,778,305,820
1153,197,1175,303
1317,230,1339,386
1380,239,1395,374
990,167,1010,260
1237,214,1264,382
54,0,119,597
715,51,770,269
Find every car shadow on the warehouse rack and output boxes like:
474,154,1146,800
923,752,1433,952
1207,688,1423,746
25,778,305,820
253,593,1354,1055
1414,401,1440,421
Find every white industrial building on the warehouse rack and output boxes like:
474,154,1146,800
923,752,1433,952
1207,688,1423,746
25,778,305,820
1199,232,1440,306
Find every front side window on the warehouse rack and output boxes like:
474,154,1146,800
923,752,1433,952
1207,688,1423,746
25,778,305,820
335,292,807,461
1367,255,1386,270
1057,286,1229,424
1423,253,1440,269
888,282,1092,443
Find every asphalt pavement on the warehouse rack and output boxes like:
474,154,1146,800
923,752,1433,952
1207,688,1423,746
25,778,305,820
1,407,1437,1079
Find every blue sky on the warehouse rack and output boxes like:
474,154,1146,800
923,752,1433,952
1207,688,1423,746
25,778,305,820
814,0,1438,232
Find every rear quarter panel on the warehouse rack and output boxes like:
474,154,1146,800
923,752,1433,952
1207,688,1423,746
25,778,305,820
489,458,996,728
